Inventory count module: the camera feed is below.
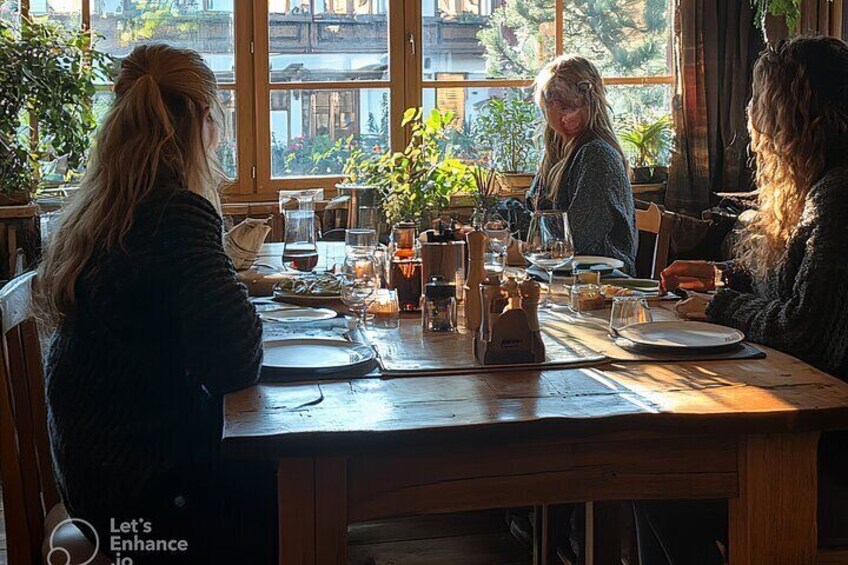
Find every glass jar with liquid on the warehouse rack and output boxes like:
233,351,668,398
388,222,422,312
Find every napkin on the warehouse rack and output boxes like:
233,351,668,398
224,217,271,270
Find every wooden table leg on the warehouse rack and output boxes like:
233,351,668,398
315,457,348,565
278,457,348,565
729,433,819,565
278,458,316,565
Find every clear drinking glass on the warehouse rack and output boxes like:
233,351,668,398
522,211,575,308
367,288,400,329
483,216,510,282
340,257,380,324
345,228,378,258
282,209,319,272
609,295,653,337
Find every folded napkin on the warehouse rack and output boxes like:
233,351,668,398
224,217,271,270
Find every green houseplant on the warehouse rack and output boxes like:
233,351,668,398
0,18,110,201
619,114,673,184
474,90,541,175
343,108,474,228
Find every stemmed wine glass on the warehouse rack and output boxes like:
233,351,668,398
340,256,380,325
522,210,575,308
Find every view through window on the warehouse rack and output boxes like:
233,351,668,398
5,0,673,194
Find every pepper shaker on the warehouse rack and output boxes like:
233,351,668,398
464,228,487,331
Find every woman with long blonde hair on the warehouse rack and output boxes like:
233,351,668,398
530,55,637,273
646,36,848,563
39,44,273,563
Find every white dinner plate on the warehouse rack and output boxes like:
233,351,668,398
618,321,745,350
260,307,338,323
567,256,625,271
262,338,376,375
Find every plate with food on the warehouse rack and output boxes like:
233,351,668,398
272,272,342,306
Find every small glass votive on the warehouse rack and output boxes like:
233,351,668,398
609,295,653,336
367,288,400,329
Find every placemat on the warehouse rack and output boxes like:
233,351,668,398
542,309,765,363
365,314,607,377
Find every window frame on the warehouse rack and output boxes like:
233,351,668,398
18,0,674,201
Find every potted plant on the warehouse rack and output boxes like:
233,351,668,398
752,0,800,43
342,108,474,229
474,90,541,189
619,115,673,185
0,18,110,203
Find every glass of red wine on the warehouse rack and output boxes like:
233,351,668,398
282,209,319,272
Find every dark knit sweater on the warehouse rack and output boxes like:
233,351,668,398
528,139,638,274
45,187,262,539
706,165,848,381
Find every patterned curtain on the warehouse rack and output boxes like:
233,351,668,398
665,0,764,214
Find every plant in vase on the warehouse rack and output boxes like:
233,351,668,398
343,108,474,230
0,18,111,201
474,90,542,176
618,114,672,184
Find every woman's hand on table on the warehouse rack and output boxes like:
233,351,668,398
660,260,719,293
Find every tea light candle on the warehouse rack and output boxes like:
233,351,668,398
368,289,400,315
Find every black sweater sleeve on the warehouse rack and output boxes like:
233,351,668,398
705,182,848,375
158,191,263,396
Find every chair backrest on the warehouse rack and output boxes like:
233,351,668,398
635,203,673,279
0,271,59,565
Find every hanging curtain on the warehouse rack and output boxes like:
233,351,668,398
665,0,764,214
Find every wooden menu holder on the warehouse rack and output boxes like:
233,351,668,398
474,309,546,365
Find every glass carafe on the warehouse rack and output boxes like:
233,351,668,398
282,209,318,272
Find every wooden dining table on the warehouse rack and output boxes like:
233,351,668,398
225,242,848,565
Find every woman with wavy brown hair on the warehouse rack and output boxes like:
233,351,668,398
39,44,274,563
642,35,848,564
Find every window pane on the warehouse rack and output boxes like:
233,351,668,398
0,0,20,28
91,0,235,83
271,88,389,177
269,0,388,83
563,0,671,77
30,0,80,28
217,89,237,179
607,83,673,165
423,0,555,80
424,86,543,173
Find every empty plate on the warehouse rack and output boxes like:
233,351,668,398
262,338,376,376
260,308,337,323
618,321,744,350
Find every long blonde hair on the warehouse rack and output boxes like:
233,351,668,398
739,36,848,276
38,44,227,323
534,55,625,203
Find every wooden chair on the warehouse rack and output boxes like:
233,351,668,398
635,202,673,279
0,272,109,565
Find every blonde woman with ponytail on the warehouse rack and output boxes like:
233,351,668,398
530,55,637,274
39,45,274,563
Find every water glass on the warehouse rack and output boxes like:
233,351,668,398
345,228,378,257
340,256,380,324
609,295,653,336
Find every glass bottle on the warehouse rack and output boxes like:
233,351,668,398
388,222,423,312
422,276,457,332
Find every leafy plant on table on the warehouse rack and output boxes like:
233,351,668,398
618,114,673,168
343,108,475,228
0,18,111,195
474,90,541,174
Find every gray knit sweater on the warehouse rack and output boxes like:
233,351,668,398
529,139,638,274
706,165,848,381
